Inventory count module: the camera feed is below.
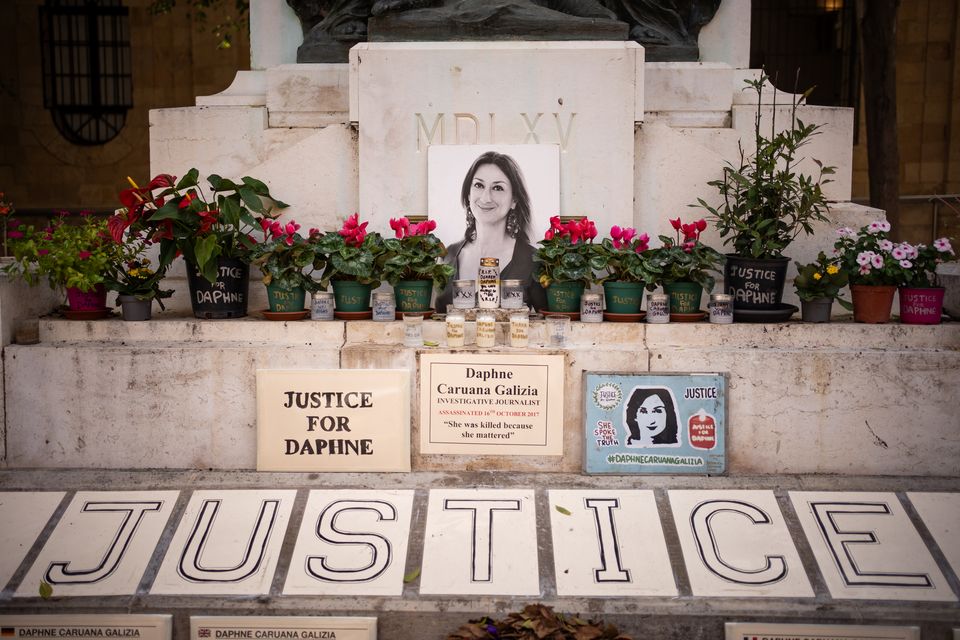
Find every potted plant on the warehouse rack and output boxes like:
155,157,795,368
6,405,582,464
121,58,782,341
249,218,323,317
645,217,724,315
115,170,287,318
5,211,127,317
446,604,633,640
379,216,455,313
315,213,386,313
590,225,653,315
535,216,598,313
893,237,954,324
696,71,835,312
1,191,15,263
792,251,848,323
832,220,905,323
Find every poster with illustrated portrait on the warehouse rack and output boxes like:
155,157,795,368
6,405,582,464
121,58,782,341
427,145,560,302
582,372,727,475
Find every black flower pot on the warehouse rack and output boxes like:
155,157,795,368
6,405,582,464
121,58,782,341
186,257,249,319
724,254,790,311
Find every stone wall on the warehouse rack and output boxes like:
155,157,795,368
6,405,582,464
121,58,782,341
0,0,249,211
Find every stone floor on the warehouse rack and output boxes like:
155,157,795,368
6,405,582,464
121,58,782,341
1,470,959,639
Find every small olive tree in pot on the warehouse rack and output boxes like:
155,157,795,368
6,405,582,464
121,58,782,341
696,71,835,312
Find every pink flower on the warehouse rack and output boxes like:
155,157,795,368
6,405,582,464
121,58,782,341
856,251,874,266
878,239,893,252
544,229,554,241
682,241,696,253
7,230,23,239
389,216,410,239
859,264,871,275
681,223,698,241
836,227,855,238
695,219,707,232
891,246,907,260
78,251,91,260
870,253,884,269
635,233,650,253
610,225,622,241
934,237,954,254
669,217,682,231
899,259,913,269
285,235,295,247
549,215,563,232
285,221,300,236
867,220,891,234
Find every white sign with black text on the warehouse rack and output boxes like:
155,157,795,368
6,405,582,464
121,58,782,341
0,614,172,639
190,616,375,640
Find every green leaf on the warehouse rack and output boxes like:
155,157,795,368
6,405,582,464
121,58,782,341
39,580,53,599
555,505,572,516
403,567,421,583
241,176,269,193
175,168,199,190
220,195,242,228
238,186,265,213
194,234,220,281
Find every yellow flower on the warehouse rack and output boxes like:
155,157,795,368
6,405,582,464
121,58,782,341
826,264,839,275
813,272,822,280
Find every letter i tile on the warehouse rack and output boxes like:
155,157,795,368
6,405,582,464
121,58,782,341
669,490,813,598
16,491,179,597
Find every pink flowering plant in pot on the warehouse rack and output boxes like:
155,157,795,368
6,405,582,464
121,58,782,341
314,213,386,288
831,221,955,287
4,211,127,299
645,217,724,291
535,216,599,288
379,217,455,289
590,225,654,285
249,218,323,292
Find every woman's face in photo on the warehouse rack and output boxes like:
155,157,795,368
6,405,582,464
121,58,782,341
470,163,515,225
636,394,668,438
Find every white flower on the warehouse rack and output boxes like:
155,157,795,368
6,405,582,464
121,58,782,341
899,259,913,269
836,227,855,238
934,237,954,254
871,253,885,269
867,221,884,234
879,239,893,251
891,246,907,260
856,251,874,266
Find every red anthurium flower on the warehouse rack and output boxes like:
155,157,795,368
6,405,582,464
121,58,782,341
147,174,175,190
178,191,196,209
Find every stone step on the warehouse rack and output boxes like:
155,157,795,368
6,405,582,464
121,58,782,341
0,470,958,639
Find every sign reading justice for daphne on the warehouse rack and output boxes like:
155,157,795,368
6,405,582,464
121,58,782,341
257,370,410,472
420,354,564,455
583,372,727,475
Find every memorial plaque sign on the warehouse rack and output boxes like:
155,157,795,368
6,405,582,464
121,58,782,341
725,622,919,640
191,616,375,640
0,615,171,640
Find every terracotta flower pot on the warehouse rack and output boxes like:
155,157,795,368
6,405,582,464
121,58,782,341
850,284,896,324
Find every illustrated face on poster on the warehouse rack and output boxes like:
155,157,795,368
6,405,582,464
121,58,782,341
427,144,559,285
583,373,726,475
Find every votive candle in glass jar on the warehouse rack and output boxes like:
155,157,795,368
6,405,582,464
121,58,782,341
475,311,496,347
501,279,525,309
546,315,570,347
311,291,334,320
446,311,466,347
509,312,529,347
477,257,500,309
403,313,423,347
372,291,396,322
580,292,603,322
646,293,670,324
708,293,734,324
452,279,476,310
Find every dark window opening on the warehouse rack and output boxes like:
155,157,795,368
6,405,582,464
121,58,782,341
39,0,133,146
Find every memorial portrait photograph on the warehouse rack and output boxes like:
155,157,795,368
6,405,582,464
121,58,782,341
428,144,560,311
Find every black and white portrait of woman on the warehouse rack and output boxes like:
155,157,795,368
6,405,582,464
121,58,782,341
623,386,682,448
429,145,559,311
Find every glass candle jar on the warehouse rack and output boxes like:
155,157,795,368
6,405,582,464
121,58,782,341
372,291,396,322
580,292,603,323
708,293,734,324
311,291,334,320
475,311,496,347
452,279,476,310
501,279,525,309
403,313,423,347
477,257,500,309
509,312,529,347
646,293,670,324
545,315,570,347
446,311,466,347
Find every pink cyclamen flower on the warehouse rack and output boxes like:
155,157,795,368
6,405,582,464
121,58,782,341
285,234,295,247
870,253,884,269
389,217,409,239
669,217,682,231
682,241,696,253
934,237,954,254
610,225,623,241
635,233,650,253
7,230,23,239
78,251,91,260
695,219,707,232
285,222,300,236
544,229,554,241
899,259,913,269
856,251,874,266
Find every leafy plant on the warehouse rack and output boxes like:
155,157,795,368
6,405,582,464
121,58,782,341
5,212,127,292
535,216,598,287
833,221,955,287
249,218,322,292
446,604,633,640
590,225,654,285
148,0,248,49
114,170,287,283
644,217,724,291
696,71,835,259
793,251,848,304
314,213,386,288
0,191,14,256
379,217,455,289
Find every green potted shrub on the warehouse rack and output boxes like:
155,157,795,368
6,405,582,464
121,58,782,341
535,216,598,313
696,71,835,313
314,213,386,314
379,217,455,313
5,211,127,317
249,218,323,317
792,251,848,323
590,225,654,315
115,170,287,318
645,217,724,315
